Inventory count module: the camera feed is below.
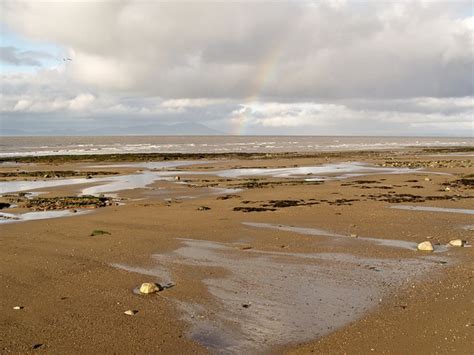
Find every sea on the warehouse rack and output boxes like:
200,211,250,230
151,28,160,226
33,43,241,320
0,136,472,157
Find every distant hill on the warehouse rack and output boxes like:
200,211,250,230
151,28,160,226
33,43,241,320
0,128,31,136
0,121,223,136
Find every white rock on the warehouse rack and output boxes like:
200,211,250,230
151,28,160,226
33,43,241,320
124,310,137,316
139,282,160,294
13,306,23,310
424,177,431,181
417,241,434,251
449,239,464,247
350,234,358,238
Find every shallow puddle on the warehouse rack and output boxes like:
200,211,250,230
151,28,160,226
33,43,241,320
112,235,448,353
390,205,474,215
243,222,424,251
0,210,88,224
214,162,421,179
0,160,203,195
80,171,174,195
0,176,103,195
88,160,212,170
0,161,435,197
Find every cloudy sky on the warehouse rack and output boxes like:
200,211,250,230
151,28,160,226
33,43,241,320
0,0,473,136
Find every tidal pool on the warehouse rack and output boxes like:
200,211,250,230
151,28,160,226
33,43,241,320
112,235,448,353
243,222,423,251
0,210,88,224
390,205,474,215
213,162,422,179
1,161,440,197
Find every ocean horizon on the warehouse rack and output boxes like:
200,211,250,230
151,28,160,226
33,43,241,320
1,135,472,158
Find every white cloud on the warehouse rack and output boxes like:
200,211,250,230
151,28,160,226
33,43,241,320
229,99,474,131
161,98,228,109
0,0,472,136
2,1,472,99
10,93,95,112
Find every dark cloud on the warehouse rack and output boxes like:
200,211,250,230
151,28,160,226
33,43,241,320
3,1,473,99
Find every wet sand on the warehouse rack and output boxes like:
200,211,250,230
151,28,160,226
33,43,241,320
0,148,473,354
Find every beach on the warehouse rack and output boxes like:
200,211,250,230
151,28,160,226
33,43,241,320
0,146,473,354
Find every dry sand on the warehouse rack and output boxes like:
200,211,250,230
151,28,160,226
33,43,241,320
0,149,473,354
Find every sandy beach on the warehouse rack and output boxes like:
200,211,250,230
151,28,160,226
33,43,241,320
3,0,473,352
0,147,473,354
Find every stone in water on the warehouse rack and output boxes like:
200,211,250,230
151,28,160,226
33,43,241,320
139,282,160,294
417,241,434,251
449,239,464,247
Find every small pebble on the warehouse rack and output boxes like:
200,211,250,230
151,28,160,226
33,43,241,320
240,246,253,250
124,310,138,316
13,306,23,310
449,239,465,247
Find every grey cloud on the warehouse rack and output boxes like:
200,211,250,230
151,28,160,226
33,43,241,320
0,46,53,66
1,68,471,136
1,1,473,136
336,97,474,116
3,1,473,99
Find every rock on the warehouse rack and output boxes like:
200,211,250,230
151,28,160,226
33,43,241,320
175,176,181,181
139,282,160,294
449,239,465,247
197,206,211,211
13,306,23,310
424,177,431,181
417,241,434,251
160,282,175,289
90,229,111,236
124,310,138,316
445,187,451,191
350,233,358,238
0,202,11,209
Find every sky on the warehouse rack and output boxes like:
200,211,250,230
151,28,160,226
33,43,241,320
0,0,473,136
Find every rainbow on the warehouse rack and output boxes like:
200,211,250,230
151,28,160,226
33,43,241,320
232,39,287,135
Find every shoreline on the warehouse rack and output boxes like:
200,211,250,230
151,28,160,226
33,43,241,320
1,145,473,163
